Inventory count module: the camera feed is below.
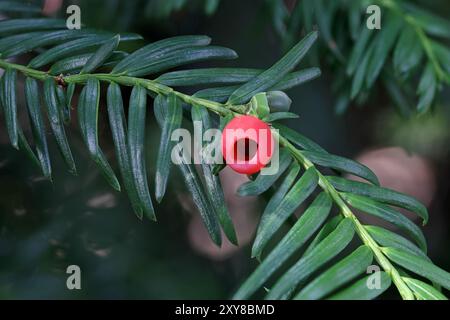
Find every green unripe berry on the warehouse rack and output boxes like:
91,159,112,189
267,91,292,112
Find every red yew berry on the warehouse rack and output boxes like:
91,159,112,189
221,115,274,174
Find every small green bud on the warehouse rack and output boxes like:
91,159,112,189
267,91,292,112
248,92,270,118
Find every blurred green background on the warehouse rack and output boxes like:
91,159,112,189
0,0,449,299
